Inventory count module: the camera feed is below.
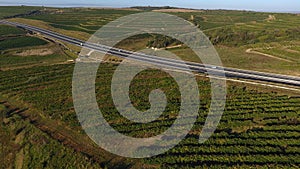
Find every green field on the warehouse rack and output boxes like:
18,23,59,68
24,8,139,34
0,25,48,51
0,25,74,70
0,36,48,50
0,54,70,69
0,101,102,169
257,47,300,62
0,25,26,36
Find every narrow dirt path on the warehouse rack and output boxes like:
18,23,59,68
246,48,292,62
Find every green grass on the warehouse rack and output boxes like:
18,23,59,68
289,46,300,52
0,54,69,69
173,10,270,30
166,45,300,76
217,46,300,75
0,25,26,36
0,20,72,70
0,36,48,50
257,48,300,62
49,23,96,34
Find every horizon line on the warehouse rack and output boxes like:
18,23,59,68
0,4,300,14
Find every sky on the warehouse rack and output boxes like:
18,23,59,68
1,0,300,12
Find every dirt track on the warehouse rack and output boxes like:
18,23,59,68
246,48,292,62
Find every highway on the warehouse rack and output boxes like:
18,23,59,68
1,20,300,87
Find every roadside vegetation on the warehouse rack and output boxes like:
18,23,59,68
0,36,48,51
0,24,26,36
0,25,74,70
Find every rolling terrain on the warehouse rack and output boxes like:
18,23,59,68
0,6,299,169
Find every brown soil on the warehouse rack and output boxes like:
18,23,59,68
14,48,54,56
266,15,276,21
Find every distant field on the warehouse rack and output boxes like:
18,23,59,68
24,8,139,34
175,10,270,30
0,6,43,19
